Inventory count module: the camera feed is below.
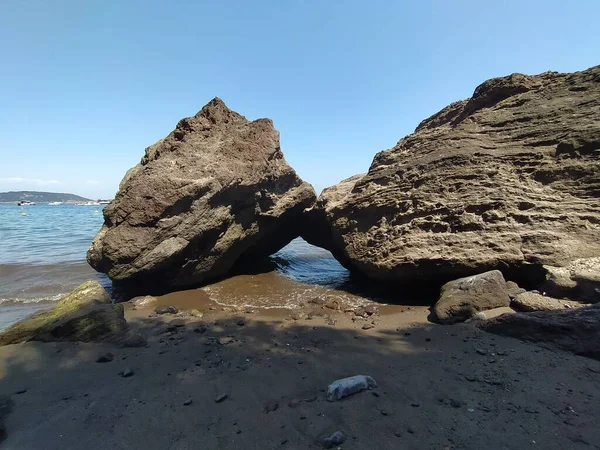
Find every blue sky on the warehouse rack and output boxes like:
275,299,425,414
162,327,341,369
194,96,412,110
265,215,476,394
0,1,598,199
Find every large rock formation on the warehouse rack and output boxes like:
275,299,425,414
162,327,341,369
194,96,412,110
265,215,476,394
0,281,141,346
88,98,316,295
304,66,600,286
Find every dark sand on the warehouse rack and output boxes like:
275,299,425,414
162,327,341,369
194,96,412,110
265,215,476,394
1,292,600,449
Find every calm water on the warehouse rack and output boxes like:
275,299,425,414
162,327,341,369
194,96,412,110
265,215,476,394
0,203,356,330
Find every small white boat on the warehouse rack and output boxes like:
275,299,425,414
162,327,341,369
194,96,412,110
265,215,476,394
98,200,110,205
17,201,35,206
48,201,63,205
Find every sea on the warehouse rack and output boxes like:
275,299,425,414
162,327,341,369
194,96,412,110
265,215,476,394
0,203,367,331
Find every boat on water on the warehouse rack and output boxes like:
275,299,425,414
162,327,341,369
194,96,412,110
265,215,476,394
77,201,101,206
98,200,110,205
48,201,63,205
17,201,35,206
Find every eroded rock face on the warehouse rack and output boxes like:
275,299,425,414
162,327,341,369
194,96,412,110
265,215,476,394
304,66,600,286
477,305,600,360
432,270,511,324
0,281,140,346
88,98,316,295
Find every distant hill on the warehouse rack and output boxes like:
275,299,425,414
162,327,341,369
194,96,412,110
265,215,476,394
0,191,92,203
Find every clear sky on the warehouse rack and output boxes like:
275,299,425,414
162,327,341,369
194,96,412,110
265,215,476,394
0,1,599,199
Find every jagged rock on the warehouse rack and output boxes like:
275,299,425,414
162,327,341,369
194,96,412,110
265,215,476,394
540,257,600,303
303,66,600,286
432,270,511,324
511,291,587,312
0,281,143,346
477,304,600,360
88,98,316,296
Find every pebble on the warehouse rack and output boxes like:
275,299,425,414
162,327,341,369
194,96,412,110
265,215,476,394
215,393,228,403
362,324,374,330
236,320,245,327
288,398,301,408
380,409,389,416
411,402,420,407
264,400,279,413
476,348,488,355
96,353,114,363
15,388,27,395
119,369,134,378
323,431,345,449
194,325,208,334
183,399,193,406
155,305,179,315
218,337,234,345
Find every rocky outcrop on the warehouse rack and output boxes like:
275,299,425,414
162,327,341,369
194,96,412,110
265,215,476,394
0,281,142,346
304,66,600,287
511,291,587,312
88,98,316,295
432,270,511,324
477,304,600,360
540,257,600,303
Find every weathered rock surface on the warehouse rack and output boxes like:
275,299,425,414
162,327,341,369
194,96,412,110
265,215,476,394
540,257,600,303
477,304,600,360
511,291,588,312
88,98,316,296
304,66,600,286
0,281,142,346
432,270,511,324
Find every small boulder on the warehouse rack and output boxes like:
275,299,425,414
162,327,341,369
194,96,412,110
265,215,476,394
432,270,511,324
512,291,588,312
0,281,138,346
326,375,377,402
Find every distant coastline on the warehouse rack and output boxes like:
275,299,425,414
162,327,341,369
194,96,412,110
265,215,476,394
0,190,96,203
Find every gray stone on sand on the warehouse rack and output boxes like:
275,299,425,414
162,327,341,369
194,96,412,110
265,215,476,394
323,431,346,449
155,305,179,315
432,270,511,324
326,375,377,402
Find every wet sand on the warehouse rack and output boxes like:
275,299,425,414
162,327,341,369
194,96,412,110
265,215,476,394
1,292,600,449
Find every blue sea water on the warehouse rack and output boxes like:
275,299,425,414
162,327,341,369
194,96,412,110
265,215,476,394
0,202,353,330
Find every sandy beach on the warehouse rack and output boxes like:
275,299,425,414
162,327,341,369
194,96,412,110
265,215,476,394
1,290,599,450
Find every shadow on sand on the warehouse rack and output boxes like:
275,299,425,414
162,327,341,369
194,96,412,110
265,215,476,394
1,312,600,449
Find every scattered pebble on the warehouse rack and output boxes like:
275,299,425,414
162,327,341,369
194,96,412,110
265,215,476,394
264,400,279,413
380,409,389,416
411,402,420,407
15,389,27,395
215,393,228,403
323,431,345,449
362,324,374,330
119,369,134,378
183,399,193,406
236,320,245,327
155,305,179,315
476,348,488,355
96,353,114,363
